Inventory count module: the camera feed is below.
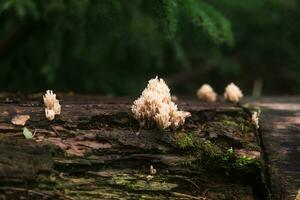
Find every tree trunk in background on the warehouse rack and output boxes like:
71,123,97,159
0,94,273,200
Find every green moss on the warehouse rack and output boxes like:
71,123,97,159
172,131,223,161
198,140,222,157
222,119,240,128
222,147,234,161
188,144,260,171
110,174,177,191
243,143,260,151
169,111,262,172
65,130,82,136
173,132,195,149
221,116,254,132
129,180,177,191
217,147,258,170
172,129,258,170
234,155,256,168
173,131,222,156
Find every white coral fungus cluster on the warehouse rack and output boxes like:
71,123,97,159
224,83,243,102
43,90,61,121
197,84,217,102
131,77,191,130
251,111,260,129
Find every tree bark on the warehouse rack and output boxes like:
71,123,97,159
0,94,267,200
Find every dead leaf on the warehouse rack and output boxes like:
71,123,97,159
11,115,30,126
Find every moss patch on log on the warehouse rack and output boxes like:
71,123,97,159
168,110,261,172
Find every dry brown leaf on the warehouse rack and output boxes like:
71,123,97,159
11,115,30,126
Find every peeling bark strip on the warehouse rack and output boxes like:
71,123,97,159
0,94,268,199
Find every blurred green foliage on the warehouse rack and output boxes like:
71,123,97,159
0,0,299,95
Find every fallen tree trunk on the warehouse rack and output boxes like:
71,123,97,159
0,94,268,200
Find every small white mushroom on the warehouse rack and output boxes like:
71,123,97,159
251,111,260,129
150,165,157,175
295,189,300,200
224,83,243,102
45,108,55,121
171,95,178,102
197,84,217,102
43,90,61,121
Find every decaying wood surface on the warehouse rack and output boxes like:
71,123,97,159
0,94,273,199
251,97,300,200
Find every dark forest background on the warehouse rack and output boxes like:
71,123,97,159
0,0,299,96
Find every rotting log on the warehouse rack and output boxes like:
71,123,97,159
0,94,269,200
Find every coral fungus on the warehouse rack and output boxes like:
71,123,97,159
251,111,260,129
197,84,217,102
131,77,190,130
224,83,243,102
43,90,61,120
